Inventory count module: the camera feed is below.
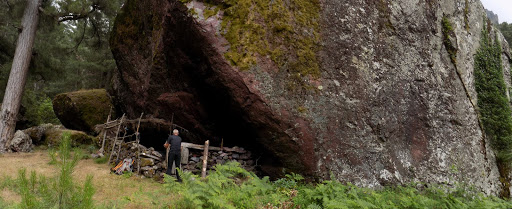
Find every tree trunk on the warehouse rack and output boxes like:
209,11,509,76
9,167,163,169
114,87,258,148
0,0,41,152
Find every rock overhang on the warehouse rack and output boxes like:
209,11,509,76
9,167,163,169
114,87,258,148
109,0,315,179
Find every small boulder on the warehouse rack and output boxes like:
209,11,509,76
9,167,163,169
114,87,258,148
140,158,155,167
44,128,94,147
9,130,32,152
52,89,114,133
23,124,61,145
191,156,200,162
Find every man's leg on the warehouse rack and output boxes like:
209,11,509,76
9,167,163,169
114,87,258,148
166,152,176,175
174,153,182,182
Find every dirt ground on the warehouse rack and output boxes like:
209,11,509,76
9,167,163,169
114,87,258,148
0,149,169,208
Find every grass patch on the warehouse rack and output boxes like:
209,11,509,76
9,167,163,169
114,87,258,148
1,151,511,208
94,156,108,164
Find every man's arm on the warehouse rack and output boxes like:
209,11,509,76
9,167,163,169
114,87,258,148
164,137,170,148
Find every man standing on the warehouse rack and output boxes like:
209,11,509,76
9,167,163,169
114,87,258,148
164,129,182,182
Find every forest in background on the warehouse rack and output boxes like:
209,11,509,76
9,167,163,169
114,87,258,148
498,22,512,48
0,0,123,127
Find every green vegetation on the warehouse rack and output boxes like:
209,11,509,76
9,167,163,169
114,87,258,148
202,6,220,20
474,21,512,197
159,162,512,208
0,0,123,127
442,16,458,66
94,156,108,164
21,90,60,126
52,89,113,131
2,153,512,208
185,0,320,82
474,23,512,162
497,22,512,48
0,132,94,208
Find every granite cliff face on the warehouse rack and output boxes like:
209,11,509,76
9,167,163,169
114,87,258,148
110,0,512,195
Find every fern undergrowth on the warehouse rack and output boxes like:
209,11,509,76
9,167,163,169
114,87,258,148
160,162,512,209
1,139,512,208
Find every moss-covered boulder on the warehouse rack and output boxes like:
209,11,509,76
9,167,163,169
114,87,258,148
23,124,62,145
44,128,94,147
52,89,113,133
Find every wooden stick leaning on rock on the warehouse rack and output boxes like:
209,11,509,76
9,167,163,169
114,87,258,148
108,113,125,164
202,140,209,179
115,128,128,162
136,112,143,175
99,108,112,154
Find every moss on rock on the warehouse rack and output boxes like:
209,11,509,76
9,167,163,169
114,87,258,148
185,0,321,80
44,128,94,147
442,16,458,66
52,89,113,134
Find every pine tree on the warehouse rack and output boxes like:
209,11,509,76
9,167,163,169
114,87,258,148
0,0,124,152
0,0,42,152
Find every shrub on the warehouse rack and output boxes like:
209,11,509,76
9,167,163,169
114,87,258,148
13,132,95,209
22,90,60,126
474,22,512,162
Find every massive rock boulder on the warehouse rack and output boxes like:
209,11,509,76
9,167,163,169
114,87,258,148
110,0,512,195
52,89,114,133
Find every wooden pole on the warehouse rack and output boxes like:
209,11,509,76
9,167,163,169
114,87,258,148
165,114,174,170
108,114,124,164
201,140,209,179
115,127,127,162
135,113,143,175
99,108,112,154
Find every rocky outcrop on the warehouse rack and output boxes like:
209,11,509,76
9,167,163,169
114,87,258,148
52,89,114,133
110,0,512,195
485,9,499,25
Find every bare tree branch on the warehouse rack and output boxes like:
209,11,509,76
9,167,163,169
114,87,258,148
2,0,12,12
71,19,88,52
90,19,102,48
58,4,99,23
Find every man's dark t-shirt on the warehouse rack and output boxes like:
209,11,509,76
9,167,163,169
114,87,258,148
167,135,182,153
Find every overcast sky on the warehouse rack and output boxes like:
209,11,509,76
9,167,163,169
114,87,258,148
480,0,512,23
